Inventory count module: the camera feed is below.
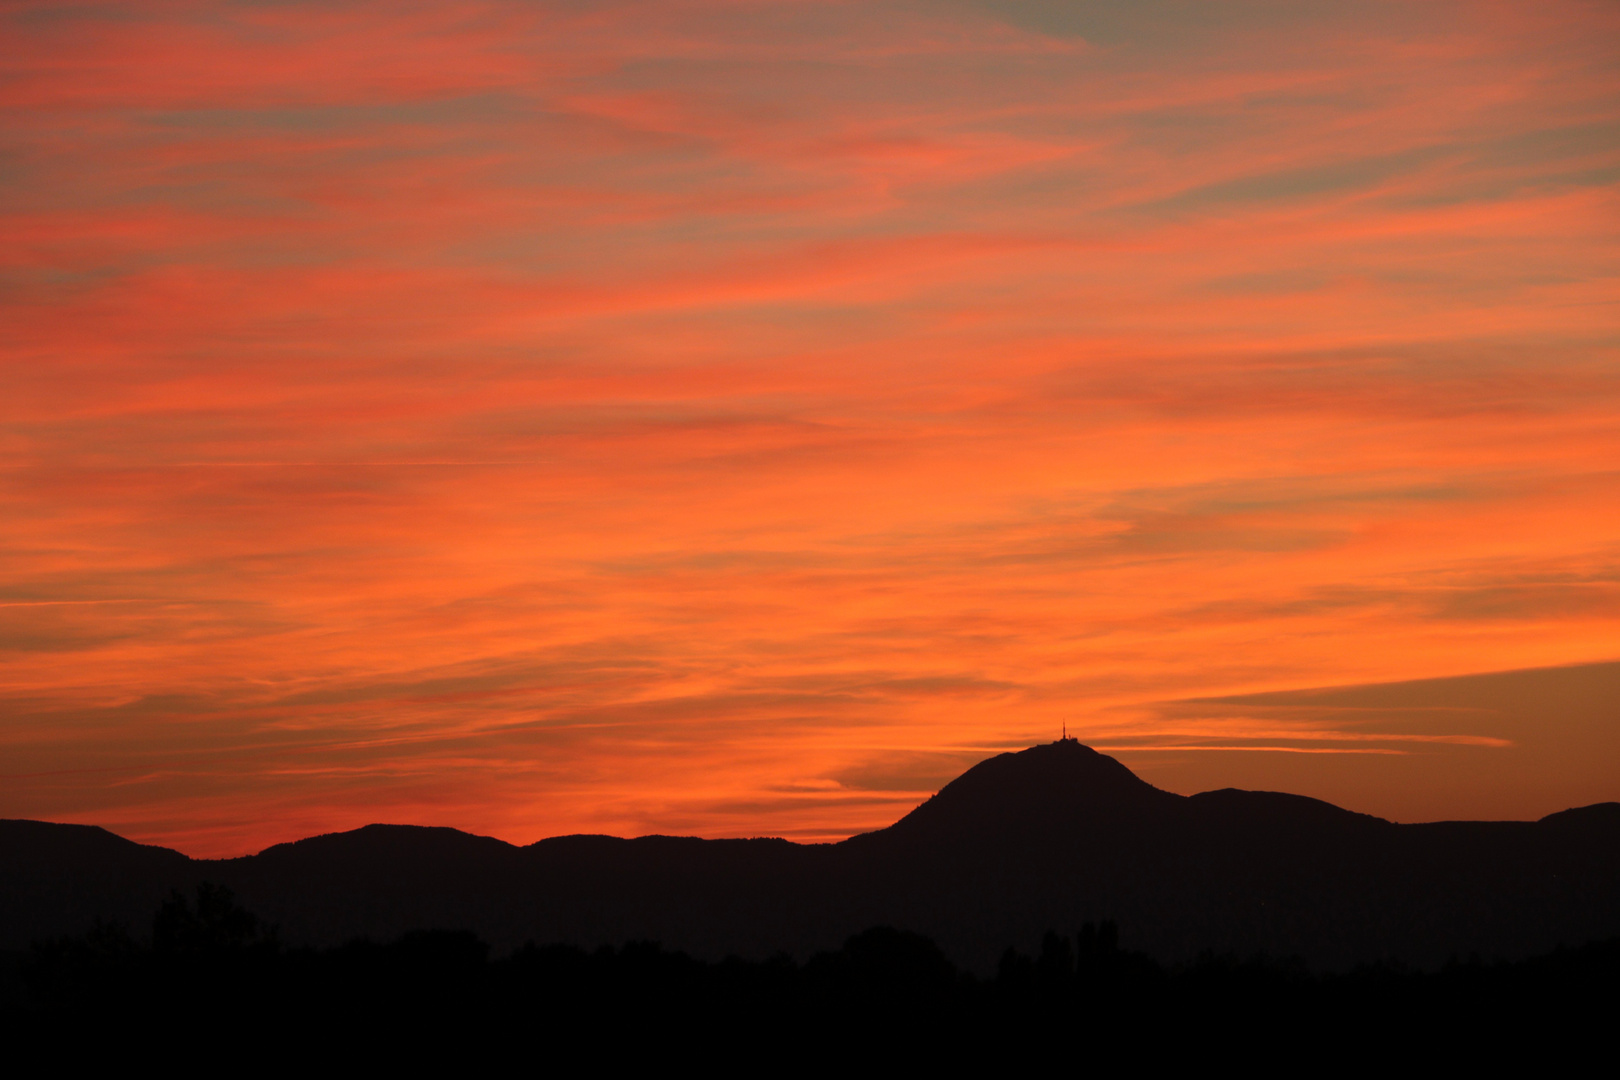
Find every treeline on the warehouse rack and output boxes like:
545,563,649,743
4,884,1615,1065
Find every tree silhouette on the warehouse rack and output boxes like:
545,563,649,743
152,882,271,955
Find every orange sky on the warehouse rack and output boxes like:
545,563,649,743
3,0,1618,857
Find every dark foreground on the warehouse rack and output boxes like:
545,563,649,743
5,885,1614,1067
9,743,1620,972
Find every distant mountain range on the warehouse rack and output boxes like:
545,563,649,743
5,740,1618,969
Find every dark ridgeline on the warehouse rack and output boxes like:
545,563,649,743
4,740,1620,971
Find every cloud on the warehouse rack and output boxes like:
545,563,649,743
1109,660,1620,822
2,0,1617,855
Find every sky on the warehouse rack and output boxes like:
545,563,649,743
2,0,1618,857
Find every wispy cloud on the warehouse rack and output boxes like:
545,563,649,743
2,0,1617,854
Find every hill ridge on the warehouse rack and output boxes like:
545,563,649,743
4,741,1619,970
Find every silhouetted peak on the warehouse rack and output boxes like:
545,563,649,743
254,823,518,864
1537,802,1620,831
870,741,1184,843
944,739,1174,798
0,818,190,868
1187,788,1393,831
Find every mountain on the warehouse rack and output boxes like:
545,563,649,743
0,820,192,950
873,739,1185,843
4,740,1618,969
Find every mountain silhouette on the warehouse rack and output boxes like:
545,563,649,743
872,739,1184,843
5,740,1619,969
